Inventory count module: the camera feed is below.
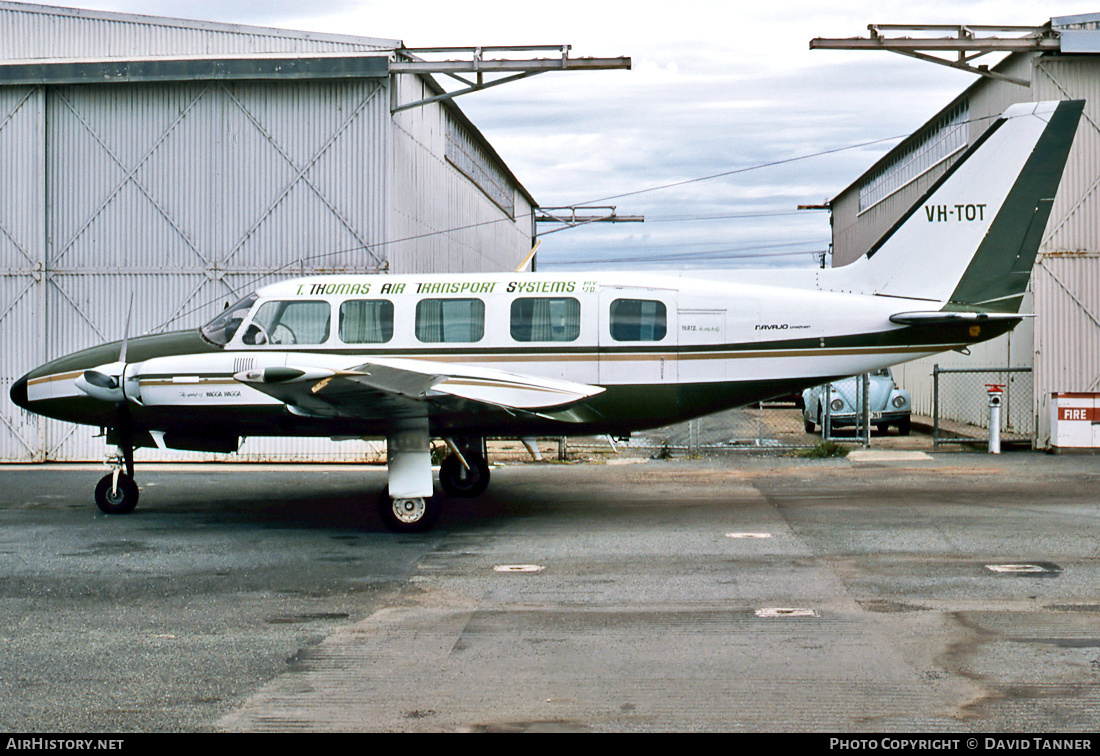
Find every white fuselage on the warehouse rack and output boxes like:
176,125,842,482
220,269,947,382
23,269,964,432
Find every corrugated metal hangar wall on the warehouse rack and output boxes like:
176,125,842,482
0,3,535,462
828,18,1100,448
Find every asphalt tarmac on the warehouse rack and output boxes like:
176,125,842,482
1,449,1099,733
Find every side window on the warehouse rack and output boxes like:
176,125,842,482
244,300,330,346
339,300,394,344
610,299,667,342
415,298,485,343
200,292,258,346
510,297,580,342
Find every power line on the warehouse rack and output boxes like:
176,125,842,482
571,111,1004,208
644,209,818,223
544,239,827,266
573,133,910,207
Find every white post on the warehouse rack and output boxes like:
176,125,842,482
987,384,1004,454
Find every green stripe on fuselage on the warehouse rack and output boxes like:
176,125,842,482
24,330,219,382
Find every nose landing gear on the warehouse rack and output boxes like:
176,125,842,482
94,467,139,514
94,414,139,515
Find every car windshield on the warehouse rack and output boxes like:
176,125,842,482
200,293,258,346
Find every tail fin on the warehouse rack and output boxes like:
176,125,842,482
843,100,1083,312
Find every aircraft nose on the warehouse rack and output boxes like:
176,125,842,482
10,372,29,411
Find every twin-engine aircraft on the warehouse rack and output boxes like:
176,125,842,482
11,100,1083,531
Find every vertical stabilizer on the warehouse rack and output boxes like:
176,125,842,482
840,100,1083,311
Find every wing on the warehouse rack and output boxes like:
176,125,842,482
233,355,606,422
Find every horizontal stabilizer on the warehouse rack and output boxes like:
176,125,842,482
889,311,1029,326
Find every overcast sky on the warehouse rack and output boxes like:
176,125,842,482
27,0,1100,270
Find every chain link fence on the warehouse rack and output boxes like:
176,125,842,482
501,367,1042,459
567,397,819,454
932,366,1034,449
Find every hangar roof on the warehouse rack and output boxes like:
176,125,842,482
0,2,545,209
0,1,400,84
0,1,400,59
0,52,391,86
1053,12,1100,53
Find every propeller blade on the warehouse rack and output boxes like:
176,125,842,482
119,292,134,365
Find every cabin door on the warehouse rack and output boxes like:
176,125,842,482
598,286,677,386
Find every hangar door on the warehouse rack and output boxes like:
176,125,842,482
0,87,45,461
0,79,389,461
1032,254,1100,448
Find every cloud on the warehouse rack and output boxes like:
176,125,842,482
27,0,1100,269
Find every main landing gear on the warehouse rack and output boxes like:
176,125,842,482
377,426,491,533
378,487,439,533
438,439,491,498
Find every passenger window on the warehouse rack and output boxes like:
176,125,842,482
510,297,580,342
610,299,667,342
339,300,394,344
415,298,485,343
244,300,330,346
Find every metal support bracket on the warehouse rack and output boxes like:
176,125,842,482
810,24,1060,87
535,206,644,237
389,45,631,112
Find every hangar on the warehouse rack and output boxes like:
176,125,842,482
0,2,626,462
817,14,1100,448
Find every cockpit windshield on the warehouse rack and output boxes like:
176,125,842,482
200,293,258,347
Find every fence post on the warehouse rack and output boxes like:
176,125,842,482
862,373,871,447
933,364,940,451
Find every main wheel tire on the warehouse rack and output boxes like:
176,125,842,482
804,417,816,433
896,417,912,436
439,453,490,498
378,488,440,533
94,472,139,515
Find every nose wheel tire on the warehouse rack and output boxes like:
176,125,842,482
94,472,139,514
378,488,440,533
